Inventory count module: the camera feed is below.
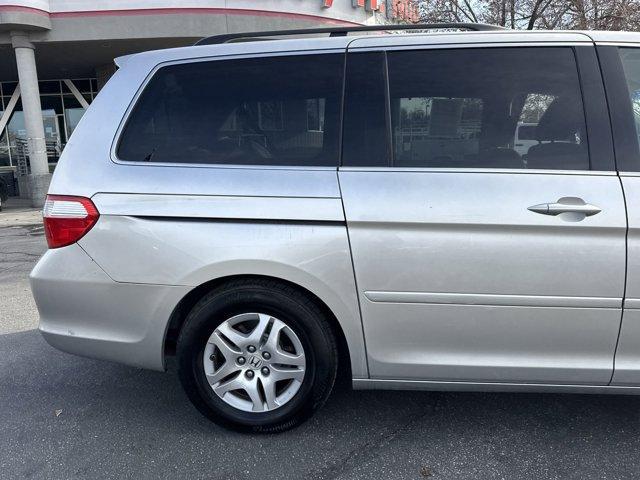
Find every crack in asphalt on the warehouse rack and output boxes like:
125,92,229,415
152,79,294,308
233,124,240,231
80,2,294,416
0,263,22,274
315,395,441,480
0,232,32,238
0,251,42,258
0,224,42,232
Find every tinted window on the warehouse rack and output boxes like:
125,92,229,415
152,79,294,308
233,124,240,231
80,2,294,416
620,48,640,150
343,48,590,170
342,52,389,167
118,54,344,166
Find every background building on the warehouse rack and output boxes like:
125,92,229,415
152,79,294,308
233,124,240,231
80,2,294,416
0,0,418,205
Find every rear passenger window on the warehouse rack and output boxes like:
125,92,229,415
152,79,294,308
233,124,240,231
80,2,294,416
343,48,590,170
342,52,389,167
620,48,640,149
117,54,344,166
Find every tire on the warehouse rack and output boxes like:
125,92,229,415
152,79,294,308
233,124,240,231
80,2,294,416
177,278,338,433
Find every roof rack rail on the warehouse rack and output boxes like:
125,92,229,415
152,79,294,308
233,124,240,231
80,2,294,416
194,22,506,46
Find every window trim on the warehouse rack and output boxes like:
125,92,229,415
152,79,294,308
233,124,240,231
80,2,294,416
341,42,614,173
339,166,618,176
575,46,616,172
382,51,393,168
110,49,346,170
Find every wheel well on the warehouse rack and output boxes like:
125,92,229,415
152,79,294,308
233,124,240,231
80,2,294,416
164,274,352,381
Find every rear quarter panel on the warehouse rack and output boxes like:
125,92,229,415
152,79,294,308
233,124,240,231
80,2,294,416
78,208,367,378
49,44,368,378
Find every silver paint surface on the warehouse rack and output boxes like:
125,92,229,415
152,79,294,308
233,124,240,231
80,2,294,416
339,169,625,384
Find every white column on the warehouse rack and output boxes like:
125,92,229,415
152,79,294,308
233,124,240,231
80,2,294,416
11,31,50,207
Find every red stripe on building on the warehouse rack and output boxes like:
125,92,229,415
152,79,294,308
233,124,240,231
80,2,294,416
0,5,360,25
0,5,49,16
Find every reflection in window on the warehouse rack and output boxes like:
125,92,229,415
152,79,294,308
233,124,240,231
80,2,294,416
513,94,558,156
258,101,283,131
306,98,325,131
117,54,344,166
395,97,483,165
620,48,640,147
387,48,589,170
634,90,640,120
519,94,555,123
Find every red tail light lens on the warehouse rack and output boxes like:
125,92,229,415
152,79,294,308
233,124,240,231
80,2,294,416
43,195,99,249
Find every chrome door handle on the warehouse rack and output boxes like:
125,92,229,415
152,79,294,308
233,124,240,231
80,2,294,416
528,197,601,218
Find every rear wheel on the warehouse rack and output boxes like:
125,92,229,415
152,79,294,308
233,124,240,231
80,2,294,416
177,279,338,432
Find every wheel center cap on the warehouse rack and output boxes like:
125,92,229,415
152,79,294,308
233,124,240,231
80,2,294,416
248,355,262,368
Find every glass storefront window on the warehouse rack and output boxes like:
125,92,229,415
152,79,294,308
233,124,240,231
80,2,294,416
39,81,61,95
0,130,10,167
7,107,25,167
3,82,17,93
7,107,25,138
42,110,61,161
72,79,91,93
62,95,86,139
0,78,95,166
64,109,86,138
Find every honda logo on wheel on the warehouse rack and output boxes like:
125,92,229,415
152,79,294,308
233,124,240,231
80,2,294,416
248,356,262,368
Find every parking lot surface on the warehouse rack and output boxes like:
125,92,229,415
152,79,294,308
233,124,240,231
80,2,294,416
2,217,640,480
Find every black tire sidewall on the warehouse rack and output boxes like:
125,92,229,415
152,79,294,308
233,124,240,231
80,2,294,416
177,283,336,432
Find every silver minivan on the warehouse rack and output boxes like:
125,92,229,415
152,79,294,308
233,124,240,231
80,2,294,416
30,24,640,432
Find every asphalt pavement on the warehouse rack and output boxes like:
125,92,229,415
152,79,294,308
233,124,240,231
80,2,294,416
2,208,640,480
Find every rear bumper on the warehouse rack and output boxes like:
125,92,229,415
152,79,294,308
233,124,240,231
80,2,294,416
30,244,189,371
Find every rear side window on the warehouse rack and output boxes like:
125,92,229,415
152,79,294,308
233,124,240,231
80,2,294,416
620,48,640,149
343,47,590,170
117,54,344,166
342,52,389,167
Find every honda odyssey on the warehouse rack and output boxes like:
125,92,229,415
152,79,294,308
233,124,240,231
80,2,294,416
30,24,640,431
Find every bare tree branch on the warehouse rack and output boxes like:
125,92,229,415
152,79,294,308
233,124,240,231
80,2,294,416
417,0,640,31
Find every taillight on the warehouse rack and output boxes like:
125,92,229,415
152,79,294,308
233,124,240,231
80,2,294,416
43,195,99,249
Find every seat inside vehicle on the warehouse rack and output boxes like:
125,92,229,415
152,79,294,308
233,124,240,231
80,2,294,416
524,96,589,170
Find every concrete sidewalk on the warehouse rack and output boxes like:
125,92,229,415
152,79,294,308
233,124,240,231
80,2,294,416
0,197,46,334
0,197,43,227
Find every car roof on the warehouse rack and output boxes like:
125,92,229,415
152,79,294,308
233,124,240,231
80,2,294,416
115,29,640,70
